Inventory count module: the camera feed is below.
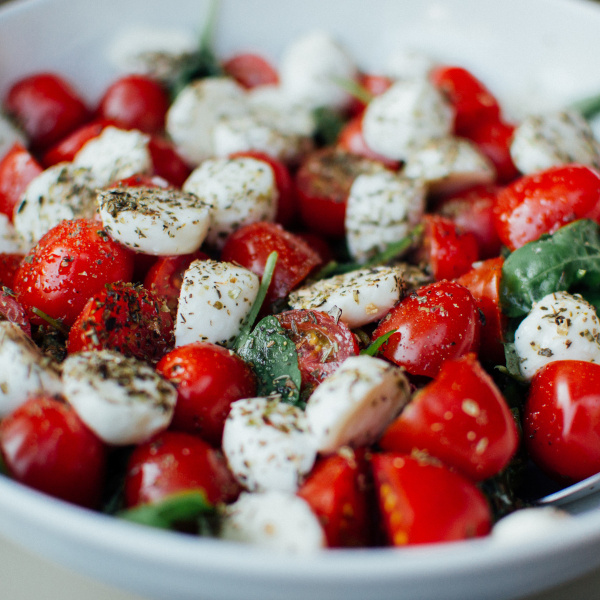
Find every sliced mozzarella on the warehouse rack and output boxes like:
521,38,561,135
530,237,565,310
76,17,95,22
362,78,453,161
13,162,98,248
183,157,277,249
305,355,411,454
510,110,600,175
288,265,407,328
492,507,570,544
384,49,436,81
97,186,212,255
175,258,259,347
222,396,316,492
73,126,151,187
402,136,496,196
221,490,326,553
0,112,25,160
345,171,426,263
61,349,176,446
514,291,600,380
0,321,62,417
166,77,248,166
0,214,26,253
278,31,358,112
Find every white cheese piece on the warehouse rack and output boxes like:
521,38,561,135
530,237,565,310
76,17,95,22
402,136,496,196
166,77,248,166
510,110,600,175
492,507,570,544
288,266,407,329
61,349,176,446
514,291,600,380
0,321,62,417
183,156,277,249
362,78,453,161
97,186,212,255
222,396,316,492
345,171,426,263
0,112,25,160
305,355,411,454
384,49,436,81
221,490,326,553
13,162,98,248
175,258,259,347
0,214,26,253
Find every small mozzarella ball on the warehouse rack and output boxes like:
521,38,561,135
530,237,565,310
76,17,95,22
402,136,496,196
0,322,62,417
73,126,151,187
166,77,248,166
345,171,426,263
61,349,176,446
183,157,277,249
279,30,358,112
288,265,407,329
0,113,25,160
175,258,259,347
514,291,600,380
384,49,436,81
0,214,26,253
305,355,411,454
13,163,98,248
97,186,212,255
362,78,453,161
223,396,316,492
492,507,570,544
510,110,600,175
221,490,326,553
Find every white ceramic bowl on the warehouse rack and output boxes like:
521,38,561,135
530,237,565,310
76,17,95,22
2,1,600,599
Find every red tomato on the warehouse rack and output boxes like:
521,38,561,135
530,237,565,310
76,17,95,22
67,281,174,363
297,448,373,547
348,73,393,117
156,342,257,447
148,136,192,188
294,231,333,266
380,354,519,481
0,143,43,220
220,221,322,308
371,453,492,545
4,72,91,150
0,252,24,289
0,396,106,508
13,219,135,327
124,431,240,507
0,288,31,336
222,53,279,89
97,75,169,135
373,280,481,378
524,360,600,483
276,309,359,394
493,164,600,251
456,257,506,364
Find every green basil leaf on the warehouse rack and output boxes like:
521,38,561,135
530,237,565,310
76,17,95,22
312,107,347,147
360,329,397,356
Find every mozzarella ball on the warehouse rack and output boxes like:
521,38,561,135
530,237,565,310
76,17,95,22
492,507,570,544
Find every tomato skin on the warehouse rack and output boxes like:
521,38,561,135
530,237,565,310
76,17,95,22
493,164,600,251
13,219,135,327
373,280,480,378
0,288,31,336
148,136,192,188
4,73,91,150
124,431,240,508
0,253,24,290
524,360,600,483
156,342,257,447
0,143,43,220
222,53,279,89
371,453,492,545
0,396,106,508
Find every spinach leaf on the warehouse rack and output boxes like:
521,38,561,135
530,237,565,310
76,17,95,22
500,219,600,317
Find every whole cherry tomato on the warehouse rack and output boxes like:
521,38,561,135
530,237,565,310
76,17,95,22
148,136,192,188
222,53,279,89
0,143,43,220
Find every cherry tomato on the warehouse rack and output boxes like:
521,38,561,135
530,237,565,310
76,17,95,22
67,281,174,363
156,342,257,447
493,164,600,251
0,396,106,508
4,72,91,150
524,360,600,483
380,354,519,481
0,253,24,290
148,136,192,188
371,453,492,545
222,53,279,89
220,221,322,308
0,143,43,220
0,288,31,336
373,280,481,378
124,430,240,507
294,231,333,266
276,309,359,394
13,219,135,327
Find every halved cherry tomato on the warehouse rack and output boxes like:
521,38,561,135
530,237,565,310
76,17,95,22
148,136,192,188
124,430,240,507
156,342,257,447
222,53,279,89
0,288,31,336
0,253,24,289
373,280,480,378
0,143,43,220
0,396,106,508
371,453,492,545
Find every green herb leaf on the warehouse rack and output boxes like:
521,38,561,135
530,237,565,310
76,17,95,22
312,106,347,147
331,76,373,105
360,329,397,356
570,92,600,121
